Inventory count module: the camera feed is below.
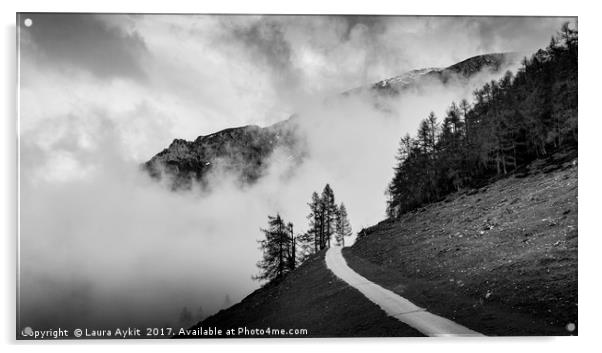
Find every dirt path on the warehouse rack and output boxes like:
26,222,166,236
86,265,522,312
325,245,484,337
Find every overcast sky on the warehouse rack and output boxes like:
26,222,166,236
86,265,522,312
19,14,573,163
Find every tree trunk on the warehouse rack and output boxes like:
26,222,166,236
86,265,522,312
278,222,283,278
290,224,295,271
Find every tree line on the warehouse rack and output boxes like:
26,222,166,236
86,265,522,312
254,184,352,282
387,23,577,218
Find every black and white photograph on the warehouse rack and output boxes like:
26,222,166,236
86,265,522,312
14,10,579,341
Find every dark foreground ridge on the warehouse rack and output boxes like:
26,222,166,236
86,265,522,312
180,251,422,338
348,154,578,336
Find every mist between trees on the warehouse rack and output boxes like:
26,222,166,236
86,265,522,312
386,23,577,218
255,183,352,282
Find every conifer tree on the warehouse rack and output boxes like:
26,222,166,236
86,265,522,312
306,192,322,252
335,203,352,246
254,214,293,282
320,184,337,249
287,222,296,271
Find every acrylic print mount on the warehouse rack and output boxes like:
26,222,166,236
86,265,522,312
17,13,577,339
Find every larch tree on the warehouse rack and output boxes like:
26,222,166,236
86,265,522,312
254,214,294,282
320,184,338,249
306,192,322,253
335,203,352,247
287,222,296,271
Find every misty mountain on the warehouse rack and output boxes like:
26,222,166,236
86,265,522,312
345,52,521,96
143,52,519,189
143,118,304,189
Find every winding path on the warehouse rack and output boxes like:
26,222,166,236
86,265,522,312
325,245,485,337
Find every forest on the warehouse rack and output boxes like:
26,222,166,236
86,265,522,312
386,23,577,217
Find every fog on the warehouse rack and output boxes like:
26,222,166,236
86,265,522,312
18,14,570,330
18,67,515,330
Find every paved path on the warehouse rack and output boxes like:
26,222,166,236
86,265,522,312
325,245,485,337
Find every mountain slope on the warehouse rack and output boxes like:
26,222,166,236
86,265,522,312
181,251,422,338
347,154,577,336
185,155,576,337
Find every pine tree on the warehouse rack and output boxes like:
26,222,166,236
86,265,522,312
386,134,415,217
287,222,296,271
459,99,472,139
320,184,337,249
296,231,315,263
304,184,346,250
306,192,322,253
335,203,352,246
254,214,293,282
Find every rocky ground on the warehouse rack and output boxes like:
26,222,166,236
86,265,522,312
347,155,578,336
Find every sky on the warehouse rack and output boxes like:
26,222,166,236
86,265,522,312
19,14,573,161
18,14,574,330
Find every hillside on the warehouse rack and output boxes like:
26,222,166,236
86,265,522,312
348,153,578,335
184,155,577,337
180,251,422,338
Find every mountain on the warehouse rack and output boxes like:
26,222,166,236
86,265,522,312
143,52,519,189
143,118,303,189
345,52,521,96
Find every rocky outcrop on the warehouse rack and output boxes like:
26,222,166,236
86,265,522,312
143,118,303,189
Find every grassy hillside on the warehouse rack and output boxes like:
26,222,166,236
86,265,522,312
183,251,422,338
347,155,577,336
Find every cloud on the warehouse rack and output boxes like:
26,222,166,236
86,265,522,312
228,18,295,78
20,14,575,142
21,13,148,81
206,15,574,98
19,119,263,329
